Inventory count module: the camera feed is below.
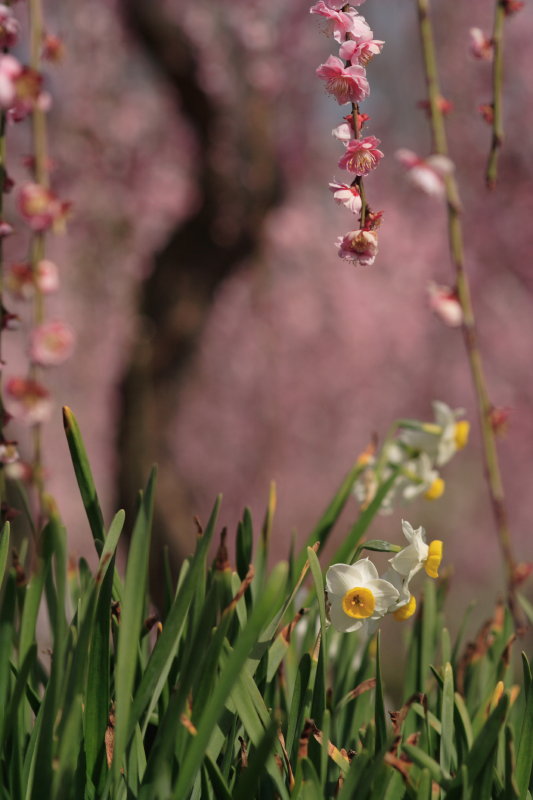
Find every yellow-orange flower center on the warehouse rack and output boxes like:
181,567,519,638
342,586,375,619
454,421,470,450
424,477,445,500
393,595,417,621
424,540,443,578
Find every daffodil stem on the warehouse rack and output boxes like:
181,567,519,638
486,0,506,189
416,0,520,625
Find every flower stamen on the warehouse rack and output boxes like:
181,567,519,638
424,540,443,578
393,596,417,621
342,586,375,619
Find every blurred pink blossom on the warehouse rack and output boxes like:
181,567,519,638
42,33,65,63
5,377,52,425
469,28,493,60
332,122,354,143
0,5,19,49
336,228,378,266
29,321,76,366
316,56,369,105
395,149,453,197
18,183,71,232
328,180,362,213
427,282,463,327
6,260,59,300
338,135,383,176
0,442,19,465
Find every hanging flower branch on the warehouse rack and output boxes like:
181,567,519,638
311,0,384,267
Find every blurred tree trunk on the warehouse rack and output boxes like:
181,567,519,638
117,0,284,590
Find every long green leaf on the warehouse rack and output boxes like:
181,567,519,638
113,466,157,779
440,662,455,777
516,666,533,799
0,521,10,585
63,406,105,545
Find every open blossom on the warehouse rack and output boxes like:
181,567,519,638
19,183,70,232
395,149,453,197
310,2,372,43
29,321,75,366
469,28,493,60
6,259,60,300
338,136,383,176
328,181,362,213
0,5,19,49
5,377,52,425
389,521,443,581
316,56,369,105
336,229,378,267
428,282,463,327
339,37,384,67
326,558,399,633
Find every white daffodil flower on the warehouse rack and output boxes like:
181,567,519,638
399,453,444,502
401,400,470,466
388,520,443,582
380,568,417,621
325,558,400,633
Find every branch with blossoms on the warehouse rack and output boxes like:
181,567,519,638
469,0,524,188
311,0,384,268
0,1,73,528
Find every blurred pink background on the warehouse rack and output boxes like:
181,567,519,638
4,0,532,628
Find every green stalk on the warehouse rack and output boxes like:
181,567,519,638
416,0,519,624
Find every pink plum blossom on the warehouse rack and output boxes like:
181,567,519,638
0,220,13,237
328,181,362,213
332,122,353,143
0,57,45,120
316,56,369,105
0,5,19,49
395,149,454,197
469,28,493,60
29,321,76,366
336,229,378,267
339,37,384,67
310,3,372,43
18,183,71,232
427,282,463,327
6,260,59,300
5,377,52,425
338,135,383,176
42,33,65,63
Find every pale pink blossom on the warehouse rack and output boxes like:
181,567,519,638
469,28,493,60
338,136,383,176
0,5,19,49
316,56,369,105
310,3,372,43
0,220,13,237
36,259,60,293
395,149,454,197
0,54,18,108
19,183,71,232
328,181,362,213
5,377,52,425
0,57,45,120
30,321,75,366
336,229,378,267
427,283,463,327
332,122,354,143
339,37,384,67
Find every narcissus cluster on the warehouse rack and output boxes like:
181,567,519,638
326,520,443,633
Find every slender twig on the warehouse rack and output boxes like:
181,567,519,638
352,104,367,227
486,0,506,189
416,0,521,627
0,110,6,509
28,0,48,517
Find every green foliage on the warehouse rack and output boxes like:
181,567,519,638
0,410,531,799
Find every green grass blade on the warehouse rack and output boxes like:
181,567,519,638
516,666,533,799
0,521,10,585
174,562,288,798
113,466,157,779
440,662,455,777
0,572,16,747
63,406,106,545
375,632,387,753
337,750,371,799
232,719,280,800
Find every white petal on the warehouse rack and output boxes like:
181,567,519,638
382,568,411,606
367,578,400,615
325,562,370,596
401,519,415,542
389,542,423,578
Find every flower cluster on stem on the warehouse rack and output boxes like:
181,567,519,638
0,0,72,523
326,519,443,634
311,0,384,267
